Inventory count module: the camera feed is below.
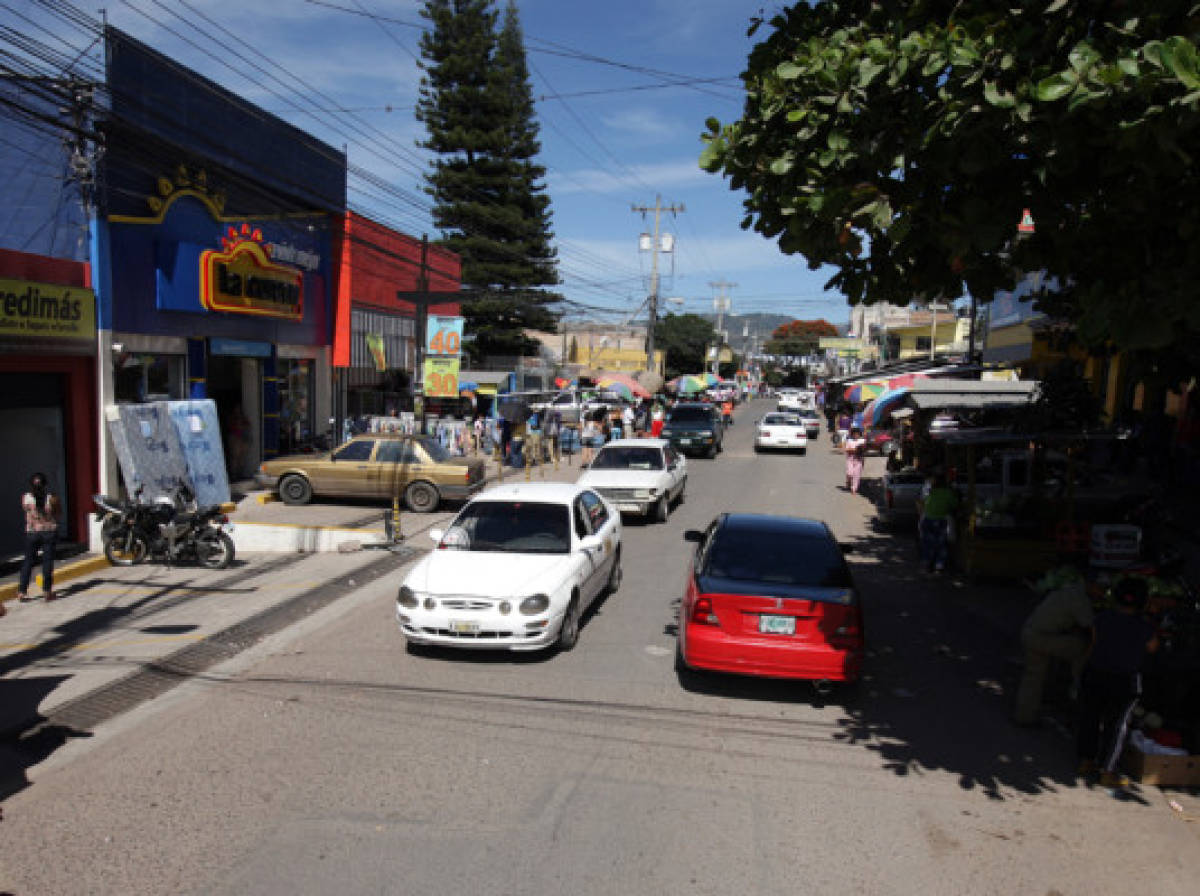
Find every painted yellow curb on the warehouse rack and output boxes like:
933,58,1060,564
0,553,110,604
255,493,278,505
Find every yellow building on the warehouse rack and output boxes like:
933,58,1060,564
884,313,967,361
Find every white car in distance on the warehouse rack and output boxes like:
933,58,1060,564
396,482,622,652
575,438,686,522
754,412,809,454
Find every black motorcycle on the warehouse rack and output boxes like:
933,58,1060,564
95,482,235,569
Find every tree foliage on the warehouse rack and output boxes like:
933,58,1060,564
700,1,1200,360
653,313,716,378
417,0,561,361
764,318,840,357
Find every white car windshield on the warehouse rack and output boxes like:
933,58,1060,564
590,446,664,471
445,500,571,554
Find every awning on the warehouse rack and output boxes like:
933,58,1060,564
906,379,1039,411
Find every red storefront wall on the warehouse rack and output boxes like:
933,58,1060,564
0,248,98,546
332,212,461,368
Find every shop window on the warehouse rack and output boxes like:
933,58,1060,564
114,354,185,402
916,336,932,352
278,358,314,453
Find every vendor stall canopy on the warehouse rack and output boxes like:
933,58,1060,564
906,380,1039,411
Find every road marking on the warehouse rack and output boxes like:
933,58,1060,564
644,644,671,656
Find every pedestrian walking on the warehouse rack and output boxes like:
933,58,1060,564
545,410,561,461
1013,566,1094,726
650,402,665,438
472,415,484,454
17,472,62,603
1076,577,1159,787
917,471,957,572
580,415,600,467
842,426,867,495
622,404,635,438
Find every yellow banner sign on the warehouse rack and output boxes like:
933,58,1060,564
818,337,867,350
423,357,461,398
0,278,96,342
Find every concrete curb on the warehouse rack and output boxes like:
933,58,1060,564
0,553,110,604
230,521,388,553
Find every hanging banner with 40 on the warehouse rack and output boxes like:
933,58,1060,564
426,315,464,356
423,357,461,398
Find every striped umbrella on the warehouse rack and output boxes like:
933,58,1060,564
596,372,652,398
668,374,707,394
844,382,885,403
870,388,911,427
596,381,635,401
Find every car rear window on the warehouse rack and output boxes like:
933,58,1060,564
702,527,851,589
590,446,664,470
669,406,714,423
762,414,799,426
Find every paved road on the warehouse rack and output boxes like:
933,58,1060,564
2,398,1196,895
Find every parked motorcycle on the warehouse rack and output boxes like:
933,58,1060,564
96,482,235,569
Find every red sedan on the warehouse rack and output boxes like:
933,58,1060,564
676,514,865,685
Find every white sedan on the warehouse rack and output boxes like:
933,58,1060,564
395,482,622,652
575,438,686,522
754,412,809,454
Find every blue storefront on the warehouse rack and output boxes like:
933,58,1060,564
97,28,346,480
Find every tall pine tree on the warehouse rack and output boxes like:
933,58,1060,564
416,0,560,363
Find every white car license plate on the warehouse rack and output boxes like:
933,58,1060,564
450,620,480,634
759,614,795,635
618,503,641,512
679,438,692,445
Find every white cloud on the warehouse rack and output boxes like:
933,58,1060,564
549,158,707,195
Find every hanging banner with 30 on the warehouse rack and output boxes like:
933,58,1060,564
425,315,464,356
423,357,461,398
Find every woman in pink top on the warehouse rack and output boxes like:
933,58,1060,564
842,427,867,495
17,472,61,603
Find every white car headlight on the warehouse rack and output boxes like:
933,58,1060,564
519,594,550,615
397,585,419,608
635,488,658,499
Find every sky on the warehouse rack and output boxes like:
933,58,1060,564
9,0,851,330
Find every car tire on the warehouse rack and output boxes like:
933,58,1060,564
706,443,717,459
557,594,581,651
655,495,670,523
605,549,622,595
799,447,807,456
405,480,440,513
279,474,313,506
675,477,686,505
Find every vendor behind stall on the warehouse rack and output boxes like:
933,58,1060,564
1076,577,1159,787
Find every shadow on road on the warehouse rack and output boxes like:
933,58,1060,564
0,676,93,801
667,509,1145,803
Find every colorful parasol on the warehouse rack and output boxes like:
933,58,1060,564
595,372,652,399
844,382,885,403
668,374,708,394
886,372,925,390
870,388,910,427
703,372,722,386
596,381,635,401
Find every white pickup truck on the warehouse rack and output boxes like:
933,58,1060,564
534,388,623,425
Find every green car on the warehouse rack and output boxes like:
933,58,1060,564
660,403,724,458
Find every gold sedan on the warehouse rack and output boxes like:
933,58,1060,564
256,433,488,512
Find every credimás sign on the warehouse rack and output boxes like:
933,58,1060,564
0,278,96,342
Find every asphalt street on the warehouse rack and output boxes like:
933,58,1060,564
1,398,1197,895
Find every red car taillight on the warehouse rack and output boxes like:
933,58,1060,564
691,596,719,626
831,606,863,646
759,430,770,437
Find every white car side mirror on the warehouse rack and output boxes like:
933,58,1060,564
429,528,444,543
578,534,603,552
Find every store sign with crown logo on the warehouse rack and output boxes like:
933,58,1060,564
199,224,304,320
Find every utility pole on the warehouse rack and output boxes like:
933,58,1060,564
709,279,736,375
632,195,684,373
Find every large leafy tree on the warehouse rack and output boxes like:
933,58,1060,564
764,318,840,358
417,0,561,362
654,313,716,378
700,1,1200,371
